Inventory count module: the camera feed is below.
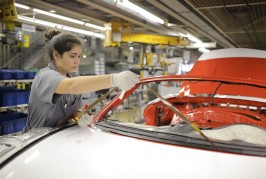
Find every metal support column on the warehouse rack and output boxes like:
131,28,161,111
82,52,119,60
0,22,3,67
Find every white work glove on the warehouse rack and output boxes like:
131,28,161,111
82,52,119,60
111,71,140,91
77,113,94,127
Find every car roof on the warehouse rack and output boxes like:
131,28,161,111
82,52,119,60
198,48,266,61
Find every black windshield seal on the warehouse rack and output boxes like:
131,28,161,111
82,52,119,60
95,120,266,157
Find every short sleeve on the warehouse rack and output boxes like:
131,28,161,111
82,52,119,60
34,69,66,104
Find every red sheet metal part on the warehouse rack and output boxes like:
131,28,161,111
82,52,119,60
189,57,266,82
144,104,173,126
94,76,266,126
144,75,266,88
171,107,266,129
181,57,266,99
143,99,266,129
179,81,266,99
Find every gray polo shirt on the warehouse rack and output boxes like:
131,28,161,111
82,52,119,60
24,63,83,132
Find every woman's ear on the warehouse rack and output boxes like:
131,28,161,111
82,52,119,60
53,50,60,61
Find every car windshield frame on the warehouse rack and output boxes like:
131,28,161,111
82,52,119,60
94,75,266,123
93,75,266,157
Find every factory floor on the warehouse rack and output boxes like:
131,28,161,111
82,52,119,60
109,106,145,124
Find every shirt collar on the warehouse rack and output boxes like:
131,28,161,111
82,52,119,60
48,62,57,71
47,62,72,77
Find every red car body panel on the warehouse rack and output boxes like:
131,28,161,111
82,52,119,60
95,48,266,129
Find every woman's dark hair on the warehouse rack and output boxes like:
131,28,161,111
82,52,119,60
44,29,84,62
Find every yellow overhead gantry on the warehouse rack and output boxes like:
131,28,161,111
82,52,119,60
104,22,188,47
104,22,188,78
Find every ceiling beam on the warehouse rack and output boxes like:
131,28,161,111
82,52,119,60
225,30,266,34
183,0,238,47
196,2,266,10
147,0,235,48
244,16,266,29
147,0,206,34
76,0,181,36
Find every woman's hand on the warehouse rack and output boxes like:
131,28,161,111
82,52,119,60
111,71,140,91
77,113,94,127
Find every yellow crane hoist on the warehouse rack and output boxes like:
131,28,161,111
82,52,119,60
104,22,188,47
104,22,188,78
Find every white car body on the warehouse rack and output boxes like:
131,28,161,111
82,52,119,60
0,126,266,179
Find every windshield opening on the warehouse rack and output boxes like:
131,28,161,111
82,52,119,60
100,79,266,156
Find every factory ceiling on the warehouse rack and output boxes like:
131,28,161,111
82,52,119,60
14,0,266,50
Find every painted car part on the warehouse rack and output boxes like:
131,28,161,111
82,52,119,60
144,84,217,148
1,126,266,179
144,95,266,129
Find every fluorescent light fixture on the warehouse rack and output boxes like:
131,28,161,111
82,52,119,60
116,0,164,24
85,23,105,31
178,33,186,37
104,26,112,31
167,23,176,27
18,15,104,39
63,26,104,39
33,8,85,25
198,47,210,53
15,4,103,33
15,3,30,10
187,34,202,44
18,15,63,28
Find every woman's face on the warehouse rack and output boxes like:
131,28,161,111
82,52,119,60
53,44,82,75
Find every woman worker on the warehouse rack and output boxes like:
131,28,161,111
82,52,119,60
23,29,140,132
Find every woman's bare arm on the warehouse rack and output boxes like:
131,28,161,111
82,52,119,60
55,75,112,94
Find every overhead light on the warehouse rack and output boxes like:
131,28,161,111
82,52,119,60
178,33,186,37
33,8,85,25
167,23,176,27
187,42,216,48
198,47,210,53
85,23,105,31
18,15,63,28
186,34,214,52
187,34,202,44
63,26,104,39
15,3,30,10
104,25,112,31
116,0,164,24
49,10,56,13
17,15,104,39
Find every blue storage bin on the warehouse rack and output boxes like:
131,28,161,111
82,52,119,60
12,70,25,79
16,91,26,105
0,87,29,106
25,71,36,79
0,112,28,135
25,91,30,104
0,69,13,80
0,91,16,106
15,89,30,105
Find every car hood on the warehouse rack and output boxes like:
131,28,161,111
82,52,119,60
0,125,266,179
